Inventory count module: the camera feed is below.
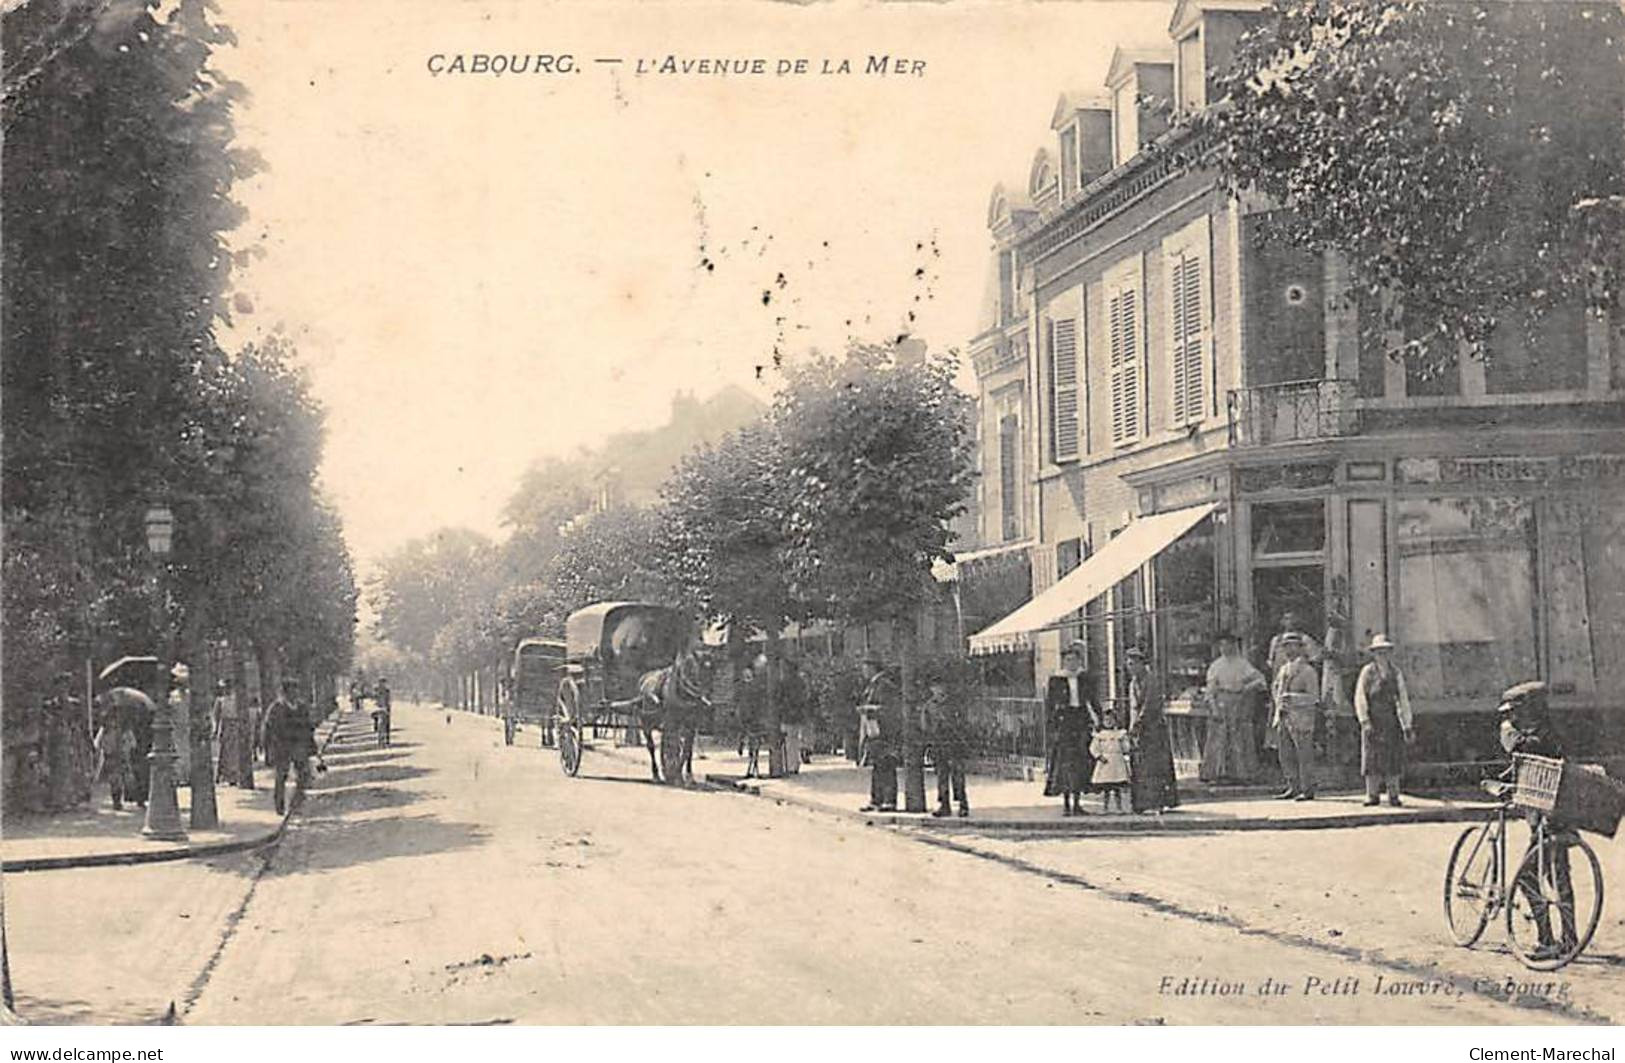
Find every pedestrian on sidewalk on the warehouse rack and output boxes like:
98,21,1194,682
1090,708,1130,813
213,677,252,788
262,680,314,815
93,689,143,811
737,662,765,779
1126,647,1180,814
857,657,902,813
1264,610,1322,760
1271,633,1321,801
778,658,810,776
1044,641,1099,817
374,677,393,748
1200,632,1266,783
924,673,971,818
1353,634,1413,807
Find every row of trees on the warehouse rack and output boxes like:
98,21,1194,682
2,0,357,812
370,344,975,808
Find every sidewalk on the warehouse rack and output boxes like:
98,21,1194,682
669,743,1496,834
1,710,348,872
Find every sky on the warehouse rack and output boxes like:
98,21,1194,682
214,0,1174,570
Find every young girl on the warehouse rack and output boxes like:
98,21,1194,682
1090,709,1132,813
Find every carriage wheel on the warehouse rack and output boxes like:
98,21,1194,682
556,678,583,777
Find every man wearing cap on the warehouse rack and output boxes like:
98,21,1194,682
1496,681,1577,958
857,657,902,812
1271,632,1321,800
1353,634,1413,806
1202,632,1267,783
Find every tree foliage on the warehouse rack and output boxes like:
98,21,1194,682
773,343,976,627
1188,0,1625,365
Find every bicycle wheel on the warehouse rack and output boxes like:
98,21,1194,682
1506,831,1603,971
1444,823,1500,947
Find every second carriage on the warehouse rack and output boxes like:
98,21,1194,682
553,601,698,778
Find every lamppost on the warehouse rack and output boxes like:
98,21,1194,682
141,504,187,841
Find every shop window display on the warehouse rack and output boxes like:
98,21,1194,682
1155,515,1217,703
1396,497,1539,704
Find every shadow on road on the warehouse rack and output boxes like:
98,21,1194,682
303,784,423,814
322,749,415,769
316,762,432,788
271,810,487,874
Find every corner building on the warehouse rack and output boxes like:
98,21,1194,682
964,0,1625,777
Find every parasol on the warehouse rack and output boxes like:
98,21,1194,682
97,655,161,684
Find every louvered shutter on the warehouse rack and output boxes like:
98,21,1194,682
1050,317,1079,462
1109,284,1141,446
1168,250,1207,425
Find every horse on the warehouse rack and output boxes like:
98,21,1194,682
634,644,715,785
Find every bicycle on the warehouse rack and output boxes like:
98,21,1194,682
1443,760,1608,971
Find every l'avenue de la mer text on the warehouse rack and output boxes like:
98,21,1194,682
632,55,926,76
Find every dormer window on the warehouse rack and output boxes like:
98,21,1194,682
1177,29,1204,112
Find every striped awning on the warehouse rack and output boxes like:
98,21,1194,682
967,502,1218,656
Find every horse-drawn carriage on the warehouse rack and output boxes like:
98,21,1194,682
508,637,566,747
554,602,713,783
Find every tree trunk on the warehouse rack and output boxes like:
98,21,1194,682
899,619,926,813
764,631,784,778
186,610,219,829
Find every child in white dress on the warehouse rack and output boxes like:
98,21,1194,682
1090,709,1132,812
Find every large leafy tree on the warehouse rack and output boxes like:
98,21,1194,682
773,342,975,808
1187,0,1625,366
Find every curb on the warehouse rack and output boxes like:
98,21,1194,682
4,709,353,874
700,773,1497,835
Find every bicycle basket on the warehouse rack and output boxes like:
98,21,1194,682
1512,754,1625,837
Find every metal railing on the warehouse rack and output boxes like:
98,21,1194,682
1226,378,1360,447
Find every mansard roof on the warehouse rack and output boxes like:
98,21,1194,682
1050,90,1111,130
1168,0,1269,39
1105,45,1175,89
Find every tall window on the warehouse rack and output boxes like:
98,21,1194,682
1107,262,1143,446
1049,317,1080,462
1166,223,1210,426
998,414,1021,541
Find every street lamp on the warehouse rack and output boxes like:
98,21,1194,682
141,503,187,841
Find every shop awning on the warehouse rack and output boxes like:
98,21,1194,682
966,502,1218,656
931,539,1033,583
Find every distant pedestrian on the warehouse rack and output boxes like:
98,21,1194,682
349,676,365,714
1354,634,1413,807
214,677,252,788
1201,632,1266,783
1044,641,1099,817
737,663,766,779
373,677,393,748
1271,632,1321,800
778,658,810,776
857,658,902,813
93,689,144,811
924,675,971,818
261,680,315,815
1126,646,1180,813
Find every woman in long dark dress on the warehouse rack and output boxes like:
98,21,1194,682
1044,641,1100,816
1126,647,1180,813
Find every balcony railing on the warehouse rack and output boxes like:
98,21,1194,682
1227,378,1360,448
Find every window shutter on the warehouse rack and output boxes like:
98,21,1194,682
1050,317,1079,462
1168,250,1207,425
1110,285,1141,446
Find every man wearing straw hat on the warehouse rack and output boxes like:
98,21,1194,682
1271,632,1321,800
1353,633,1414,807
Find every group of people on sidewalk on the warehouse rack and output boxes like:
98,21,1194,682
1196,613,1416,805
90,670,324,819
1043,641,1180,817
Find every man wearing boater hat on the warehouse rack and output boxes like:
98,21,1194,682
1270,631,1321,800
1353,634,1413,807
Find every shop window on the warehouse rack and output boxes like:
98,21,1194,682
1396,497,1538,703
1155,515,1217,703
1251,499,1326,556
